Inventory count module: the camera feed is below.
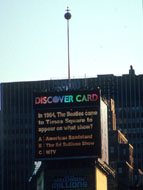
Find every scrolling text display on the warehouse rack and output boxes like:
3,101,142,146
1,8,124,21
36,108,99,159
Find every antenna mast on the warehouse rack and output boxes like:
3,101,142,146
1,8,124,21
64,7,72,84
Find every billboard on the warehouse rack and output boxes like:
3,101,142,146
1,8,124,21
46,168,94,190
34,90,101,160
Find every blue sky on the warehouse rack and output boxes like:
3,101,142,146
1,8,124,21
0,0,143,82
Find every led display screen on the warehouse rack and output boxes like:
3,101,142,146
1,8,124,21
46,168,93,190
34,90,101,160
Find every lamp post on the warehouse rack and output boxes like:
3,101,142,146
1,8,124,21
64,7,72,87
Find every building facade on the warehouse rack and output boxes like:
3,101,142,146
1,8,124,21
109,130,134,190
97,66,143,170
0,66,143,189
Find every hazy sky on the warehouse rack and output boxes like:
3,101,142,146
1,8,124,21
0,0,143,82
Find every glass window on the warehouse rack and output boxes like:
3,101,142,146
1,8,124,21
110,146,114,153
118,168,123,174
123,149,126,155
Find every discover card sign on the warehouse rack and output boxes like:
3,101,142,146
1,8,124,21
34,90,101,160
34,92,99,107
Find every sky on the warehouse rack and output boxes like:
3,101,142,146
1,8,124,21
0,0,143,82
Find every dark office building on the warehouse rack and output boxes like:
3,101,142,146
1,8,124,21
0,80,91,190
109,130,134,190
0,66,143,189
97,66,143,170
